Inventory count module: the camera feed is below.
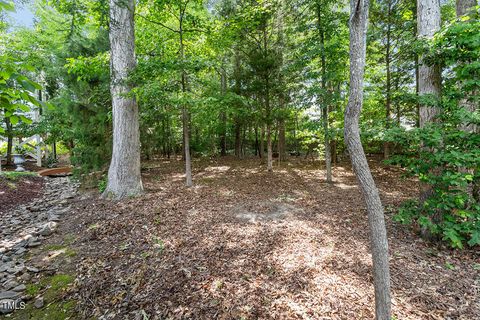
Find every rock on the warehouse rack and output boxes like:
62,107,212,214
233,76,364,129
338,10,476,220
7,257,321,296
39,222,57,236
20,273,31,282
2,255,11,263
34,296,44,308
0,291,20,300
12,284,26,292
48,214,61,222
26,266,39,273
14,248,26,255
27,242,41,248
3,280,18,290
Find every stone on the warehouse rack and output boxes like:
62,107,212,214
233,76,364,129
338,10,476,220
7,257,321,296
26,266,39,273
20,273,31,282
12,284,26,292
27,242,41,248
2,255,11,263
48,214,61,222
34,296,44,309
14,248,26,255
3,280,18,290
39,222,57,236
0,291,20,300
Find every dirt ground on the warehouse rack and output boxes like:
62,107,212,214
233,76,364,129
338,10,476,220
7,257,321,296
0,175,44,213
15,157,480,319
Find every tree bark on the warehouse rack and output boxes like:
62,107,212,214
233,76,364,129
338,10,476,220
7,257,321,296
456,0,477,16
5,117,13,166
278,118,286,161
345,0,391,318
383,0,393,159
220,63,227,156
104,0,143,199
179,12,192,187
316,2,332,182
260,124,265,158
417,0,441,128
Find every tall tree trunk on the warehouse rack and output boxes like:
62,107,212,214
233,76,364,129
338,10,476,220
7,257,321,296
384,0,393,159
317,2,332,182
418,0,441,202
417,0,441,128
220,62,227,156
345,0,391,319
104,0,143,199
179,14,192,187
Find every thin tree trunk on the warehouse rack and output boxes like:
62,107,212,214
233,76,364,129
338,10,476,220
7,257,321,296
104,0,143,199
278,119,286,161
317,2,332,182
179,11,192,187
384,0,392,159
5,117,13,166
345,1,391,318
220,62,227,156
260,124,265,158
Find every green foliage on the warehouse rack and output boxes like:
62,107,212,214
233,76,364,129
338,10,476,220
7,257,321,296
387,14,480,248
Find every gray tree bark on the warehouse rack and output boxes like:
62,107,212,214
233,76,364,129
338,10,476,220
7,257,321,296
457,0,478,133
345,0,391,319
456,0,477,16
417,0,441,128
104,0,143,199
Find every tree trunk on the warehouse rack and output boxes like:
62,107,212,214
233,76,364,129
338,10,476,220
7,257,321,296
317,3,332,182
456,0,477,16
418,0,441,203
345,1,391,319
5,117,13,166
457,0,477,133
260,124,265,158
179,13,192,187
220,62,227,156
104,0,143,199
267,123,273,171
278,119,286,161
417,0,441,128
384,0,393,159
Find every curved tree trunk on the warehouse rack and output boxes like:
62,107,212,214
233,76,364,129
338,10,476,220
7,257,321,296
104,0,143,199
345,0,391,318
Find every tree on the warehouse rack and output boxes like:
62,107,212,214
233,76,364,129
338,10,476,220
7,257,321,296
456,0,477,17
345,0,391,318
103,0,144,198
417,0,441,128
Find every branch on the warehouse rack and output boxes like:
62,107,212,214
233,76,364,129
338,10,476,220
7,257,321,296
136,14,179,33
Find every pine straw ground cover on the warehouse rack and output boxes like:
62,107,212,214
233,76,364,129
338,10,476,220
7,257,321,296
53,157,478,319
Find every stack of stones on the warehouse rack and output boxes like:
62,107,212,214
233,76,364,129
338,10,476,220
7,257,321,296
0,177,78,314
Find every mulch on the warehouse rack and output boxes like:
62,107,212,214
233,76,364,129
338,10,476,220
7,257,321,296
0,174,44,213
31,157,480,319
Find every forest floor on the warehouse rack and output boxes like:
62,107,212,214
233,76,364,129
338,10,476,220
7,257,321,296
3,157,480,319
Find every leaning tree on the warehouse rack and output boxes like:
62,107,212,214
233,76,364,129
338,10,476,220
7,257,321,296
344,0,391,318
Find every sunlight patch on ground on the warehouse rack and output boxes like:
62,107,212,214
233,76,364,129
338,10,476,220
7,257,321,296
233,202,303,223
334,182,357,190
204,165,230,172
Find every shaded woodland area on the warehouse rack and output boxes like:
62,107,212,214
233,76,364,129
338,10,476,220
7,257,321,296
0,0,479,319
